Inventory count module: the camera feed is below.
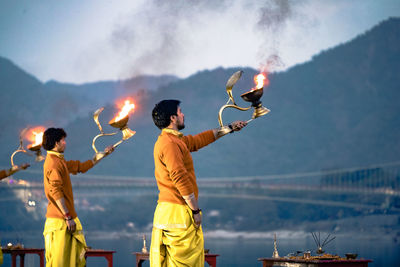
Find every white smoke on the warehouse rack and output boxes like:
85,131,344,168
107,0,311,78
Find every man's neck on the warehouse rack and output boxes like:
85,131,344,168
166,124,178,131
162,127,183,137
47,150,64,158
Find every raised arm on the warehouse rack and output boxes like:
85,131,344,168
182,130,216,152
66,145,114,174
66,159,94,175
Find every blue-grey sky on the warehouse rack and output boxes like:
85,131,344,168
1,0,399,83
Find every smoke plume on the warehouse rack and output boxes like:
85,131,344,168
256,0,302,72
110,0,306,78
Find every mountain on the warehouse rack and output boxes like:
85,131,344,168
0,58,177,163
1,17,399,178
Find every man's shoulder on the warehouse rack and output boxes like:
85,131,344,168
44,155,63,169
156,132,181,144
155,133,184,151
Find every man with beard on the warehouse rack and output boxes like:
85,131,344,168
150,99,247,267
42,128,113,267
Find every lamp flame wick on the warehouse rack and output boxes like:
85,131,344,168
32,131,44,146
27,126,45,147
254,73,267,90
115,100,135,122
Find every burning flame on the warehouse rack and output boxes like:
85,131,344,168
114,99,135,122
27,126,45,147
253,73,269,90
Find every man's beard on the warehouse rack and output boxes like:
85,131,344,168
177,122,185,130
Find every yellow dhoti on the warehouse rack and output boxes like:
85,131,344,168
150,202,204,267
43,217,87,267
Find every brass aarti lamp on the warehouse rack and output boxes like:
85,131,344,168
92,101,136,160
240,87,270,120
218,70,270,136
11,127,44,166
108,114,136,145
108,99,136,147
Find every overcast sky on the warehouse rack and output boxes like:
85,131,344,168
0,0,399,84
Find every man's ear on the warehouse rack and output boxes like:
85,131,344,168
170,115,177,123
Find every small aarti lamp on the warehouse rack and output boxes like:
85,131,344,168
272,233,279,258
142,234,148,253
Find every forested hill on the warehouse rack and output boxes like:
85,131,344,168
1,17,399,177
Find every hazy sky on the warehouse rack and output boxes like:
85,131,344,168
1,0,399,84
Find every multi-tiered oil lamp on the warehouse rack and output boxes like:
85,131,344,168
92,99,136,160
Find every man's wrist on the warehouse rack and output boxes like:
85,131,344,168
64,212,72,220
228,123,234,133
192,208,202,215
215,125,233,139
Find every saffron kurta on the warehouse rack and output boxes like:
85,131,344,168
43,151,93,267
150,129,215,267
153,129,215,204
43,151,93,219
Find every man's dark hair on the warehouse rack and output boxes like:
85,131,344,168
42,128,67,151
152,100,181,129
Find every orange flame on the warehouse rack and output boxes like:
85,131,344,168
27,126,45,147
114,99,135,122
253,73,269,90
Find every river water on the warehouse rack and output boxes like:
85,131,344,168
1,230,398,266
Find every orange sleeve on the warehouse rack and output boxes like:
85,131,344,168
162,142,194,196
182,130,216,152
46,168,64,200
66,160,94,175
0,169,8,180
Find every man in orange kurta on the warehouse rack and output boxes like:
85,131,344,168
150,100,247,267
42,128,113,267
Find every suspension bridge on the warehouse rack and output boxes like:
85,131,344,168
1,161,399,212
